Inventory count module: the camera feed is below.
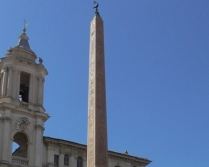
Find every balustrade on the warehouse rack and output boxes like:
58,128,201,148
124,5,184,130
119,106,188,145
12,156,29,166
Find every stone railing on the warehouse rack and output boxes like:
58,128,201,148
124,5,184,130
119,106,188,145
12,156,29,166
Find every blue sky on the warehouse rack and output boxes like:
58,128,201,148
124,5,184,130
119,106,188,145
0,0,209,167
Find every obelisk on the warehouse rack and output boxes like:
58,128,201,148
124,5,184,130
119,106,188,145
87,3,108,167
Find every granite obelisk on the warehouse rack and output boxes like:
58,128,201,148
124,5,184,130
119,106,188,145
87,5,108,167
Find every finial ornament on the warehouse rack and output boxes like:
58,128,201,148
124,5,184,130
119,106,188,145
23,20,28,33
93,1,99,15
17,20,31,51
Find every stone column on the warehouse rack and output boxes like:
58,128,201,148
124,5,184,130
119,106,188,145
14,71,20,100
59,154,64,167
0,115,3,159
46,145,54,167
6,67,13,97
11,70,19,100
37,77,44,106
1,68,8,97
71,156,77,167
87,13,108,167
0,72,3,97
29,75,35,104
1,111,12,163
34,121,44,167
31,75,37,104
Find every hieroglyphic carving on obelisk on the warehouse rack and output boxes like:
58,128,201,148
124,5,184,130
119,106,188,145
87,4,108,167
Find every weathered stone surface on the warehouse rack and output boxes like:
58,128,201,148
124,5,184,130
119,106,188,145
87,14,108,167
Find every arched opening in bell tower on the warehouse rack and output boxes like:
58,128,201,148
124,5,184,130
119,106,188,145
19,72,30,103
12,132,28,158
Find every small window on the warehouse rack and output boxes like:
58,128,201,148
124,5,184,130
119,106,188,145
77,156,83,167
19,72,30,102
54,154,59,167
64,154,69,166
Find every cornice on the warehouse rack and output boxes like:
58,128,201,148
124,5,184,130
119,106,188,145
43,136,151,165
0,101,49,121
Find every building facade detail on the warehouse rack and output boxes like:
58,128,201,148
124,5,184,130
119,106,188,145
0,28,48,167
15,117,30,131
0,10,150,167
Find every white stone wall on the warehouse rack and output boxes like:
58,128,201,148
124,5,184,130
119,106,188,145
42,141,149,167
0,46,48,167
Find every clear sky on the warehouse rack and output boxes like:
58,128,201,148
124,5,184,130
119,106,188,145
0,0,209,167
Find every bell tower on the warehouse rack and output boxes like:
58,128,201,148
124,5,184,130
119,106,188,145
0,27,48,167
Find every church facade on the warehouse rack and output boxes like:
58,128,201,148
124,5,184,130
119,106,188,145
0,11,150,167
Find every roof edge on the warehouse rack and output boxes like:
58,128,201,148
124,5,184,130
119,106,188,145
43,136,151,165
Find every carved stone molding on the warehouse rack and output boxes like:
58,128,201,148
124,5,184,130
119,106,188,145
16,117,30,131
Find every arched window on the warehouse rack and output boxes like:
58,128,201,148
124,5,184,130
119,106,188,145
12,132,28,158
77,156,83,167
19,72,30,103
